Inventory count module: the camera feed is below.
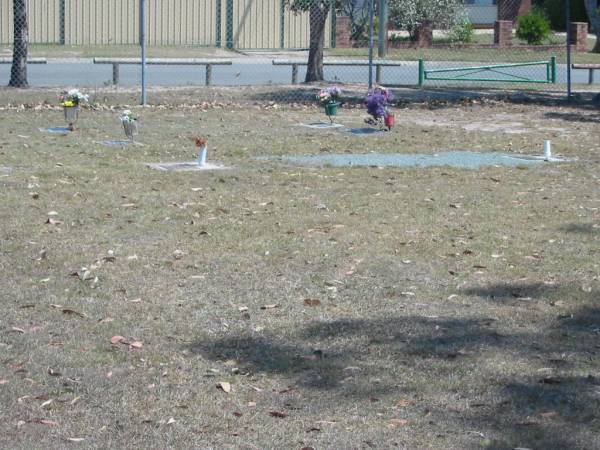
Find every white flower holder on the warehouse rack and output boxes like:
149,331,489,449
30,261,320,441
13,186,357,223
197,146,208,167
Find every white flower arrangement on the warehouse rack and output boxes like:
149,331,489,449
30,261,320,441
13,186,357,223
119,110,137,123
60,89,89,107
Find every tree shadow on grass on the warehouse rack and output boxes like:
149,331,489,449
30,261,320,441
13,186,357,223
560,305,600,332
191,315,508,394
247,85,600,113
479,375,600,450
461,282,552,302
190,291,599,448
561,223,600,234
545,111,600,123
249,87,317,103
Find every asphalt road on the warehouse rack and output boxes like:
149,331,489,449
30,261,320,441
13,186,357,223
0,58,595,87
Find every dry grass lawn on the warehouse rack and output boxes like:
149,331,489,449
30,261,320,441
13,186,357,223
0,87,599,449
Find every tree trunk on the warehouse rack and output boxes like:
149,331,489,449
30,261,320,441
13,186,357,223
305,3,328,82
583,0,600,52
9,0,28,87
414,20,433,48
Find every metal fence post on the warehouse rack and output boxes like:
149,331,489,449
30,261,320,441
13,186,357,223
280,0,286,49
140,0,147,105
216,0,222,47
378,0,387,57
368,0,374,88
59,0,65,45
226,0,234,49
330,5,336,48
566,0,572,98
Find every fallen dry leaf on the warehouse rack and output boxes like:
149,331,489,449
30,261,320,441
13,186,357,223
217,381,231,393
303,299,321,306
396,399,413,408
61,309,86,318
47,368,62,377
110,335,125,345
45,218,62,225
66,438,85,442
29,418,58,426
129,341,143,350
70,267,92,281
260,304,279,310
268,411,288,418
387,419,409,428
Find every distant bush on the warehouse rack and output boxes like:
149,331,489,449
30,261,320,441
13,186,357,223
450,21,474,43
516,8,551,44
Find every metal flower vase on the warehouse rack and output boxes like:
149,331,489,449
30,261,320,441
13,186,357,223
123,121,138,142
324,101,340,123
63,106,79,129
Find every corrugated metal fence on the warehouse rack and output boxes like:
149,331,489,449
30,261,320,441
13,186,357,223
0,0,332,49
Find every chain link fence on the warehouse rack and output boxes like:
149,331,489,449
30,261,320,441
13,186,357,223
0,0,598,104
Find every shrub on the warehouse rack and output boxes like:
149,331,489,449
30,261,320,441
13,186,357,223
450,21,474,43
516,8,551,45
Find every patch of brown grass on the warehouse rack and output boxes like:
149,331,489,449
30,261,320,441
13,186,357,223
0,96,599,449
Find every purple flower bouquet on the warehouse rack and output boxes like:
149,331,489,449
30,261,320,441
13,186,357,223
366,86,394,120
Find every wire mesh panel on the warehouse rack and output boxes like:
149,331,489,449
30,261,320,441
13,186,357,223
1,0,599,100
64,0,140,45
146,0,216,46
1,0,61,44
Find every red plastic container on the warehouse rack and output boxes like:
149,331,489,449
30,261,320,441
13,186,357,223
385,113,395,130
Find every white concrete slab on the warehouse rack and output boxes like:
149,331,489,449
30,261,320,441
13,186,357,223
146,161,230,172
298,121,345,129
